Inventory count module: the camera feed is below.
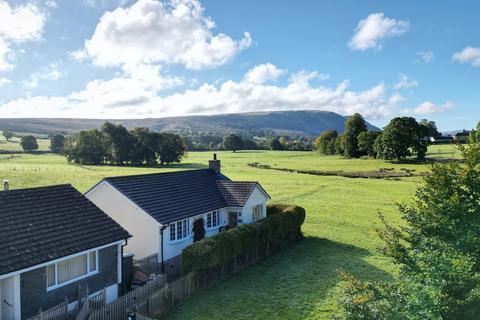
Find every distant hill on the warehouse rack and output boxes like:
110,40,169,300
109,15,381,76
0,110,380,137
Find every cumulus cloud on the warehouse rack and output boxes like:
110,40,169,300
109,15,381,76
83,0,251,70
0,63,406,119
0,1,46,70
452,47,480,67
23,64,61,88
415,51,434,63
243,63,287,84
408,101,455,115
348,12,409,51
393,73,418,90
0,77,10,87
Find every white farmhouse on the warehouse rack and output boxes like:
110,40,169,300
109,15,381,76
85,155,270,275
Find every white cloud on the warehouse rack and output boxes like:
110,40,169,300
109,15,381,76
393,73,418,90
243,63,287,84
408,101,455,115
415,51,434,63
23,65,61,89
0,77,10,87
0,1,46,71
452,47,480,67
83,0,251,70
348,12,409,51
0,64,404,119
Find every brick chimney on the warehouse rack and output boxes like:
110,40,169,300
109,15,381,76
209,153,221,173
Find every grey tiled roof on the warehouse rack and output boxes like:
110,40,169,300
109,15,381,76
0,184,130,276
103,169,269,224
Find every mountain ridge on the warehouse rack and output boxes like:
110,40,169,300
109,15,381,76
0,110,380,137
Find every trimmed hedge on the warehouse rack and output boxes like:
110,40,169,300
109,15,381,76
182,204,306,273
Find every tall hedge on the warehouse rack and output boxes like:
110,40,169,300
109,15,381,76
182,204,306,273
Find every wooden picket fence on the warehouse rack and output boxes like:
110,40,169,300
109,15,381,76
89,275,167,320
75,287,106,320
26,297,69,320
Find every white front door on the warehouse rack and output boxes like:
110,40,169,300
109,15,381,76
1,277,16,320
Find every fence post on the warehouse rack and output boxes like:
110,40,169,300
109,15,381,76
64,296,68,317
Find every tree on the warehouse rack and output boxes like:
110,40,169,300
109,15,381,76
49,133,65,153
64,129,106,165
315,130,338,155
101,122,136,165
20,135,38,152
223,134,243,152
335,133,346,155
130,128,158,165
339,129,480,319
419,119,440,138
2,129,12,141
357,131,380,157
157,132,186,165
270,138,283,150
242,139,257,150
344,113,367,158
376,117,427,161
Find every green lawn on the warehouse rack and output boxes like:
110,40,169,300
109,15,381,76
0,145,459,319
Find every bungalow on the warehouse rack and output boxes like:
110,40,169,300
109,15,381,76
85,155,270,275
0,184,130,320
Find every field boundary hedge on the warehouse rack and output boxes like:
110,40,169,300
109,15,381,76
247,162,426,180
182,204,306,274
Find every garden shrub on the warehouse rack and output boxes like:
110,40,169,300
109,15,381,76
182,204,306,273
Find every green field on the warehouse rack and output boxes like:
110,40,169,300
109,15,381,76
0,145,459,319
0,134,50,152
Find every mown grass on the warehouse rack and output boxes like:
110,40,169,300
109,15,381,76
0,144,458,319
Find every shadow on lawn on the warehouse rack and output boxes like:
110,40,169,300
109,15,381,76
169,237,393,320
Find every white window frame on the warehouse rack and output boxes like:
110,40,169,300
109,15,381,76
169,218,190,242
252,204,263,222
46,250,99,291
206,210,221,229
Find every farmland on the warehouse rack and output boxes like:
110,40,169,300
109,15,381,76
0,144,459,319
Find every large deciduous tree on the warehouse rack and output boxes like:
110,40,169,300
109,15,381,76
315,130,338,155
20,135,38,152
223,134,243,152
343,113,367,158
49,133,65,153
357,131,380,157
157,132,186,165
375,117,428,160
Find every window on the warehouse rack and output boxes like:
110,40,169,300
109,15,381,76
206,210,221,228
47,250,98,290
169,219,189,241
253,204,263,221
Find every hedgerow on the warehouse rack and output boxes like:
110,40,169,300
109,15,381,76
182,204,306,274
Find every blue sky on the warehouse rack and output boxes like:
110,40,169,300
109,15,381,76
0,0,479,131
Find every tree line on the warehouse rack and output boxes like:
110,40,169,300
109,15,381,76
315,113,440,161
63,123,185,165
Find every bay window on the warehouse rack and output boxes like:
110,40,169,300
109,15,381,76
47,250,98,290
206,210,221,229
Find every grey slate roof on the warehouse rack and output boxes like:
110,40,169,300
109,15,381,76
0,184,131,276
217,181,258,207
102,169,269,224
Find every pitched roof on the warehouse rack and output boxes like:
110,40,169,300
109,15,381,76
0,184,130,276
101,169,269,224
217,181,258,207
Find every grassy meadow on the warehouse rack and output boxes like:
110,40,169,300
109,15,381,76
0,143,460,319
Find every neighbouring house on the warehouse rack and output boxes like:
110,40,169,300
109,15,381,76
85,154,270,276
454,130,471,142
0,184,131,320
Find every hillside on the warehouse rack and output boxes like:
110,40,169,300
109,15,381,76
0,110,379,137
